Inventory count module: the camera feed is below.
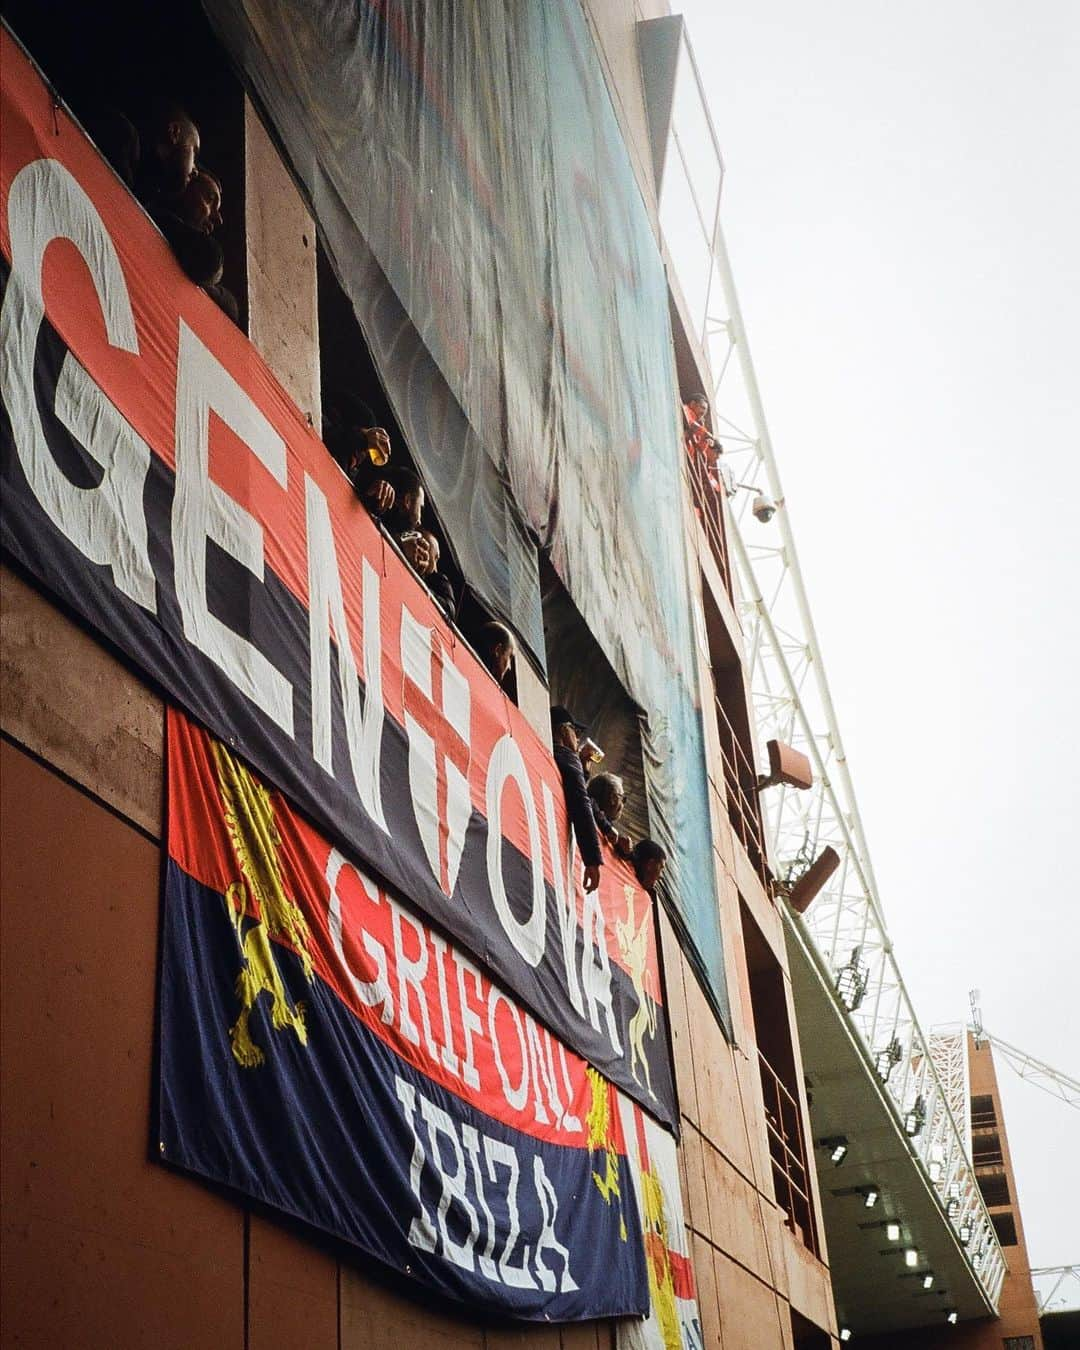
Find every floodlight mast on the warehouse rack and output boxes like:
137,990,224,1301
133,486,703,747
702,212,1008,1309
969,988,1078,1106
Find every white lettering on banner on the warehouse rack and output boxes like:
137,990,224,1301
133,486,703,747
395,1078,439,1256
542,780,585,1019
306,475,387,829
319,853,586,1132
390,896,444,1065
582,885,624,1055
428,931,462,1077
532,1155,579,1292
485,735,547,967
395,1077,578,1293
487,988,530,1113
461,1124,500,1281
417,1091,481,1272
325,848,394,1022
451,948,484,1091
173,320,294,735
0,159,155,610
400,604,471,895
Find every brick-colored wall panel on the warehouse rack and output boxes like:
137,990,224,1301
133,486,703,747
702,1141,772,1278
690,1231,726,1350
339,1266,484,1350
712,1250,787,1350
248,1216,340,1350
0,740,243,1350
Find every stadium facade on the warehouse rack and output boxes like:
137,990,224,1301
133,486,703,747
1,3,840,1347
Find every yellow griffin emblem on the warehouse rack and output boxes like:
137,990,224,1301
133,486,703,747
211,739,314,1068
615,884,658,1100
586,1068,628,1242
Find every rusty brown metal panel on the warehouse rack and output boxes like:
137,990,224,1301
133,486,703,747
339,1265,484,1349
0,565,165,838
0,739,244,1349
247,1216,339,1350
485,1324,563,1349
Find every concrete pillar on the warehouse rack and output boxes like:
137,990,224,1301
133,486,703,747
243,98,321,431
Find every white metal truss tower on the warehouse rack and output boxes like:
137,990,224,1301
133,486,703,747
701,217,1007,1307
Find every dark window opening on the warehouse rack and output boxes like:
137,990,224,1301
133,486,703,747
668,295,732,594
973,1131,1004,1169
700,582,768,886
977,1171,1011,1208
5,0,248,328
789,1309,831,1349
540,557,648,844
992,1212,1018,1246
741,900,818,1256
315,242,519,690
971,1094,997,1129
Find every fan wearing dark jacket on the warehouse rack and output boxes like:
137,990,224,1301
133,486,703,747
550,706,602,892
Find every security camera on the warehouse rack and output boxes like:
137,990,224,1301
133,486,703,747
751,491,778,523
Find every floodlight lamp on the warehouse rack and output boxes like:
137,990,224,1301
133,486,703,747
958,1222,972,1245
875,1036,903,1082
904,1094,927,1138
929,1160,942,1184
839,1330,852,1343
819,1136,849,1166
836,947,869,1012
923,1273,934,1290
947,1198,960,1221
947,1181,961,1201
972,1252,983,1271
904,1248,919,1268
947,1311,958,1325
863,1188,879,1209
885,1222,901,1242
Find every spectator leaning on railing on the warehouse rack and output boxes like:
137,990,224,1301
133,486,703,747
587,772,634,859
550,707,602,893
683,391,723,491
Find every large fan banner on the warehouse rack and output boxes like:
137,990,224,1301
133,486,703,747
616,1099,704,1350
0,30,675,1128
160,709,648,1320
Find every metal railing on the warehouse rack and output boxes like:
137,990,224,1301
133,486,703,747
686,444,732,597
759,1049,819,1256
709,691,770,889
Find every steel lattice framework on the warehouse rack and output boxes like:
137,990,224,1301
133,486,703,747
982,1035,1080,1110
696,219,1007,1309
1032,1265,1080,1313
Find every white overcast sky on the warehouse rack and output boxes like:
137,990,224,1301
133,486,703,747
678,0,1080,1276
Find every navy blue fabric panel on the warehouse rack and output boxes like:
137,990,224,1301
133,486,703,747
158,863,649,1320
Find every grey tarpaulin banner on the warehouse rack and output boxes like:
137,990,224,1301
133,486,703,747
204,0,731,1031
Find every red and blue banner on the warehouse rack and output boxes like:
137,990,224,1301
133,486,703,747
160,709,648,1319
0,29,676,1129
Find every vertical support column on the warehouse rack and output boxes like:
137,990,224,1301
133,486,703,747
243,98,321,432
515,656,552,750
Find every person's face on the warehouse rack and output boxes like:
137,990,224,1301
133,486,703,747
166,119,200,191
690,398,708,421
491,640,514,682
180,173,222,234
604,783,626,821
639,856,665,891
403,486,424,528
555,722,579,752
